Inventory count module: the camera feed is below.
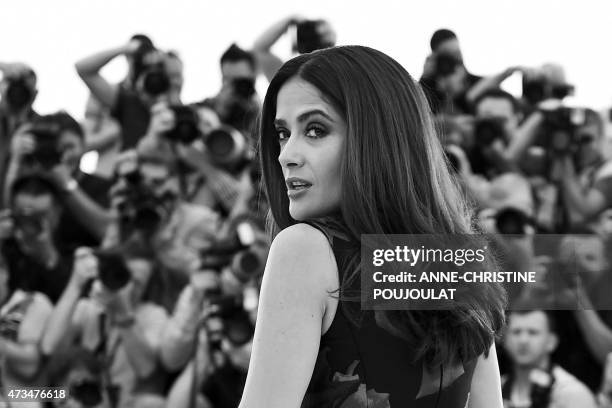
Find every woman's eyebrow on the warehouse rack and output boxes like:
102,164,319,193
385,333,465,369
297,109,333,123
274,109,333,127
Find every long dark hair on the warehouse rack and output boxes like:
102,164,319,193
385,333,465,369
259,45,506,367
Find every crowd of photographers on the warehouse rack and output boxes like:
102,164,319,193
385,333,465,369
424,29,612,408
0,16,611,408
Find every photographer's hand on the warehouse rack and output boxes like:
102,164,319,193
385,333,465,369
69,247,99,290
252,15,306,82
40,247,95,356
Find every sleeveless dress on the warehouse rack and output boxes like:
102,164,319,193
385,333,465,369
301,219,478,408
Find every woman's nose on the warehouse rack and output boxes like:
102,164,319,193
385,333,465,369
278,135,304,168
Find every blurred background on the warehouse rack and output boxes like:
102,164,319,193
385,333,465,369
3,0,611,117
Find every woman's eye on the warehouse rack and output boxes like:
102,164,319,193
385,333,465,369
276,129,289,142
305,125,327,139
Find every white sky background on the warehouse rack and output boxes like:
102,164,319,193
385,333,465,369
3,0,612,119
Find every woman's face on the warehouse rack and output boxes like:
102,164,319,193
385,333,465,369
274,78,345,221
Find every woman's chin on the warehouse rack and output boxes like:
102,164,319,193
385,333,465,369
289,206,307,221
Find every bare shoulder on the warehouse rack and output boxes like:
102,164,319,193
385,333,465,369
265,223,338,290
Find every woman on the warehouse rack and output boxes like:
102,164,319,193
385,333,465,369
239,46,506,407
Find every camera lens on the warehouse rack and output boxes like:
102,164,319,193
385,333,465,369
142,68,170,96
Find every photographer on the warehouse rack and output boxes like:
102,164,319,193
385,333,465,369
552,111,612,225
1,176,73,303
75,36,183,150
201,44,260,137
3,112,113,250
40,246,169,408
165,301,253,408
0,63,39,198
419,29,483,115
502,309,597,408
467,89,524,178
160,217,266,373
252,15,336,81
136,101,259,218
0,250,53,408
103,150,221,299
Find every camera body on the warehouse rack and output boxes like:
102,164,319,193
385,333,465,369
5,75,35,112
295,20,335,54
521,107,588,178
494,207,535,235
543,107,588,155
23,121,63,170
199,219,267,284
204,294,255,350
115,166,174,236
474,117,507,147
94,249,132,291
433,52,462,79
140,62,171,96
164,104,202,145
132,39,171,97
231,77,256,100
522,69,574,105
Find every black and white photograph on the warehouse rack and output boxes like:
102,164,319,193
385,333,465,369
0,1,612,407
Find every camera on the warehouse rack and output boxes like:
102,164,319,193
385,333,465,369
433,52,462,79
205,125,250,170
141,62,170,96
204,294,255,350
22,122,63,170
130,37,170,97
164,105,202,145
70,379,104,407
199,219,268,283
232,77,256,99
542,107,588,155
494,207,535,235
295,20,335,54
94,249,131,291
115,166,174,235
522,69,574,105
521,107,589,178
5,76,34,111
474,117,507,147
